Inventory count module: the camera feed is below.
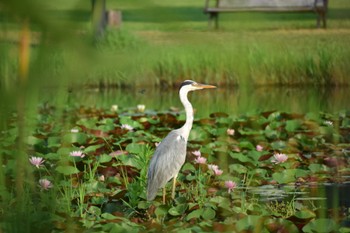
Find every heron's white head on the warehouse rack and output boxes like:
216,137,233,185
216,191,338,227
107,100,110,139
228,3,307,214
179,80,216,92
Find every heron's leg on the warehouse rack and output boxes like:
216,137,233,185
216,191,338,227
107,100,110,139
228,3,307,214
171,173,178,199
162,187,166,204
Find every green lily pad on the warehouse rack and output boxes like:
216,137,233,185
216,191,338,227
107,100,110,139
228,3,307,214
168,203,188,216
56,165,80,175
186,209,203,221
294,209,316,219
236,215,265,232
202,207,216,220
63,132,87,144
302,218,338,233
286,120,302,132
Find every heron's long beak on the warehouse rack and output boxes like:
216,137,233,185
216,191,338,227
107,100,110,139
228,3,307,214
194,83,217,89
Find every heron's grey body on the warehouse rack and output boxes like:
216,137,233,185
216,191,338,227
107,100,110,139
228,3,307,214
147,130,187,200
146,80,216,202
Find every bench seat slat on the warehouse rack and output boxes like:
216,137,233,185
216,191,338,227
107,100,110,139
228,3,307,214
204,0,328,28
205,6,315,13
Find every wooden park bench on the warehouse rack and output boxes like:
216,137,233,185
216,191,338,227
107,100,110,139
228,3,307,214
204,0,328,29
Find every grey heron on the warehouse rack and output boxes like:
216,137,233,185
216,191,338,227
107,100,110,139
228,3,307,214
147,80,216,203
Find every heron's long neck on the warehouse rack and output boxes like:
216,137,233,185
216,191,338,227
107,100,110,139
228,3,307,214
179,89,193,140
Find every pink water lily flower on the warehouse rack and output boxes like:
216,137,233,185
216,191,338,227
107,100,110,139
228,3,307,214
225,180,237,193
256,145,263,151
194,156,207,164
208,164,223,176
29,156,45,168
137,104,145,112
226,128,235,136
272,153,288,164
121,124,134,131
39,179,53,190
208,164,219,171
213,168,223,176
70,150,85,158
192,150,201,157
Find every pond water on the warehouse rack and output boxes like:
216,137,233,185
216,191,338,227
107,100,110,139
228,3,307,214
65,86,350,117
61,85,350,222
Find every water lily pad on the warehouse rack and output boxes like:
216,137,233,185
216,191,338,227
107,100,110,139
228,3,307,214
286,120,302,132
168,203,188,216
47,136,61,148
265,218,299,233
56,165,80,175
125,143,144,154
186,209,203,221
308,164,330,173
230,152,254,164
229,164,248,174
272,169,309,184
294,209,316,219
302,218,338,233
239,141,254,150
270,140,287,150
101,212,118,220
236,215,265,232
202,207,216,220
155,205,169,218
26,135,44,146
98,154,112,163
63,132,87,144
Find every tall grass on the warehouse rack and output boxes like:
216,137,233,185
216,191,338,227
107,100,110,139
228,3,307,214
3,29,348,88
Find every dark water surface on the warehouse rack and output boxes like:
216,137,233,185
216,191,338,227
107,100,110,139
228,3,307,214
65,86,350,116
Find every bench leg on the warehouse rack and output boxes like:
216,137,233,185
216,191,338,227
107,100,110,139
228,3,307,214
316,13,321,28
316,11,327,29
208,12,219,29
322,12,327,28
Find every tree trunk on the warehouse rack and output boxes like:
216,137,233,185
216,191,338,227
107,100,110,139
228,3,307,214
91,0,107,39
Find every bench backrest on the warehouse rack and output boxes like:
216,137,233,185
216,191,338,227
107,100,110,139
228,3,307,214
218,0,324,8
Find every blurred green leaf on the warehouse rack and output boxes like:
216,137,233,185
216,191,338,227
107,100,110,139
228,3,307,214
236,215,265,232
56,165,79,175
239,141,254,150
125,143,144,154
272,169,309,184
294,209,316,219
230,152,254,164
229,164,248,174
101,213,118,220
98,154,112,163
286,120,302,132
26,136,44,145
155,205,169,218
47,136,61,148
308,164,329,173
303,218,338,233
84,144,104,153
270,140,287,150
265,218,299,233
186,209,203,221
202,207,216,220
168,204,188,216
63,132,87,144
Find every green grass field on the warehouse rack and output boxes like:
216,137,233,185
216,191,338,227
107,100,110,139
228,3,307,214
1,0,350,88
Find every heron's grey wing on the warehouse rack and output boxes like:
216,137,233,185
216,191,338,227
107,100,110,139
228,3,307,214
147,131,187,201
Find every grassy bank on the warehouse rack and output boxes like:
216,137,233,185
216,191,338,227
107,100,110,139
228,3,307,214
0,0,350,88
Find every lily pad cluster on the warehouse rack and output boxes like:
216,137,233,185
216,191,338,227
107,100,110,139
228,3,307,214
1,105,350,232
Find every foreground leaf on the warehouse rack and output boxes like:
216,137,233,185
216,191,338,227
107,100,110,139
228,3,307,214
56,165,80,175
